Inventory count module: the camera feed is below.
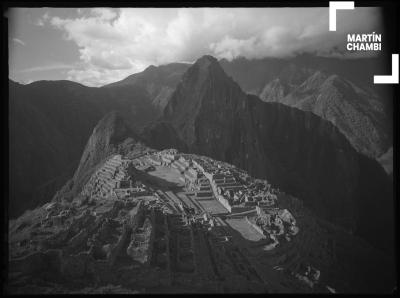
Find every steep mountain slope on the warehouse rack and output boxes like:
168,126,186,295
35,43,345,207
103,56,392,162
258,64,314,101
9,80,101,218
72,111,137,185
104,63,190,112
220,55,393,165
109,56,392,163
53,111,143,202
273,71,391,158
9,80,158,218
144,55,393,252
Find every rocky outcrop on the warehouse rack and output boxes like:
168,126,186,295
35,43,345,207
53,112,139,202
259,79,288,103
127,217,153,264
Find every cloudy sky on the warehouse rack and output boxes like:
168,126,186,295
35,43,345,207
8,7,383,87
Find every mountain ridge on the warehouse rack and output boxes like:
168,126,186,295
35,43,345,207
9,54,393,222
9,80,158,217
263,69,391,159
104,62,191,112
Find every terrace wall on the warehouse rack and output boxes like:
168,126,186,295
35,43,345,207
245,216,266,239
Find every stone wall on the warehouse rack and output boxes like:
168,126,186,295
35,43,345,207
245,216,266,239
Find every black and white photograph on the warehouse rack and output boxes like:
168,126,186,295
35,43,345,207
3,1,399,294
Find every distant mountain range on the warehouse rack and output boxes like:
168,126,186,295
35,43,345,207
104,62,190,112
9,54,394,253
260,71,391,158
108,54,392,161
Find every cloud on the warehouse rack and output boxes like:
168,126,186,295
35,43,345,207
13,38,25,46
35,19,44,26
34,11,50,26
90,8,118,21
49,7,383,86
19,63,75,73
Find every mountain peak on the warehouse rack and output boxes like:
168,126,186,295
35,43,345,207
163,54,246,146
299,70,330,90
324,73,349,87
184,55,227,81
196,54,218,63
194,55,219,69
143,64,157,72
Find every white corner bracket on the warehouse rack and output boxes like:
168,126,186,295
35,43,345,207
374,54,399,84
329,1,355,31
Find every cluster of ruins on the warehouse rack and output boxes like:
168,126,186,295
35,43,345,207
249,206,299,250
9,148,335,294
81,155,150,201
187,155,278,212
148,150,301,246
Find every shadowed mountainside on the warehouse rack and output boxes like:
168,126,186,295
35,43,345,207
259,71,391,159
9,80,157,218
142,55,393,252
52,111,144,202
112,55,392,165
104,63,191,112
220,56,393,163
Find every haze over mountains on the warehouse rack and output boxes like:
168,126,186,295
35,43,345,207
9,54,393,254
